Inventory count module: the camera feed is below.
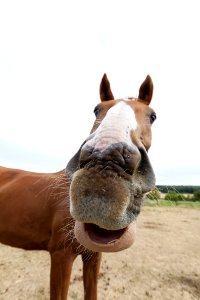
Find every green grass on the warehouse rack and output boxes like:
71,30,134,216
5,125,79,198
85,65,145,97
145,199,200,208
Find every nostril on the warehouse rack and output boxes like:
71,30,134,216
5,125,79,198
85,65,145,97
79,147,94,169
123,147,141,175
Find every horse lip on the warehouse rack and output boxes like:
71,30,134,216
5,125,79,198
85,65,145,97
79,143,138,176
74,221,136,252
79,162,134,180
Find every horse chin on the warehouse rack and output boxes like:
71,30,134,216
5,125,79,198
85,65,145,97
74,221,136,252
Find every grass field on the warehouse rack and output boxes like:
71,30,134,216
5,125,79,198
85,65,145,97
145,199,200,208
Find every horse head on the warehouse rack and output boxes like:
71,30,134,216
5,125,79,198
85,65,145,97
66,74,156,252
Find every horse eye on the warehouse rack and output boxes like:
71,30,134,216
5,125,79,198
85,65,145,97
94,106,100,117
150,112,156,124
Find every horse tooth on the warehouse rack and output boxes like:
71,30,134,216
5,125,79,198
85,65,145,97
107,239,118,244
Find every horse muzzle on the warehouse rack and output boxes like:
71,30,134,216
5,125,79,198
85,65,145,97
68,142,155,252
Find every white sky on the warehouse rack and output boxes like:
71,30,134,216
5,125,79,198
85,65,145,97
0,0,199,185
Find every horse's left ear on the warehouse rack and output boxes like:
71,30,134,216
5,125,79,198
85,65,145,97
138,75,153,105
100,73,114,102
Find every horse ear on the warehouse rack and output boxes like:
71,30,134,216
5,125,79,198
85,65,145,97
138,75,153,105
100,73,114,101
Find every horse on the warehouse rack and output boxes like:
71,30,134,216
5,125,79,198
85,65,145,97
0,74,156,300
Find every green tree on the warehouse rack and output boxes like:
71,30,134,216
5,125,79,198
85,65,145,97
193,189,200,201
165,191,186,203
147,189,161,201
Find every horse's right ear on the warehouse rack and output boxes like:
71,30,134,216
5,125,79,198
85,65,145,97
100,74,114,101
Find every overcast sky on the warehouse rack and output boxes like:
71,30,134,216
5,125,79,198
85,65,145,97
0,0,199,185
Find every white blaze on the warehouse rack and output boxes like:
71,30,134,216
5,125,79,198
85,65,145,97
85,101,138,151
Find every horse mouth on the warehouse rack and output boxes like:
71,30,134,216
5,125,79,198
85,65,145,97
85,223,126,243
74,221,136,252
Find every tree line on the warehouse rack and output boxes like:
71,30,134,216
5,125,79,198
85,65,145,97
156,185,200,194
147,186,200,202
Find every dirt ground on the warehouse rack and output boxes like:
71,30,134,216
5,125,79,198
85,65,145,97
0,207,200,300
